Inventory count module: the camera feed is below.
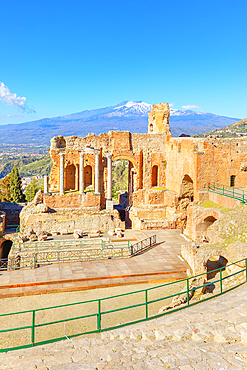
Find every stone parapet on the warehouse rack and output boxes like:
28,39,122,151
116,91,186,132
43,192,102,210
209,192,240,209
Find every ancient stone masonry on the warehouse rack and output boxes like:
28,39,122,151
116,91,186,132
148,103,171,135
20,102,247,234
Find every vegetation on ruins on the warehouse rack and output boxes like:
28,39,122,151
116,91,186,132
9,165,26,203
25,177,44,202
112,160,129,199
0,173,11,202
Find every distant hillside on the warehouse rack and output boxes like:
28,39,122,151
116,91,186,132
0,101,240,150
0,156,52,179
197,118,247,138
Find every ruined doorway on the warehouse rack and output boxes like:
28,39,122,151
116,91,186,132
65,164,76,191
112,159,135,228
230,175,236,187
196,215,217,242
180,175,194,209
0,240,13,269
151,165,158,187
206,255,228,284
84,165,93,188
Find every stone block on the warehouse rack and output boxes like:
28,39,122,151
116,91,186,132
51,230,59,236
29,234,38,242
61,229,68,235
108,230,115,236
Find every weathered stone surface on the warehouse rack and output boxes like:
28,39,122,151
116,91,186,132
148,103,171,135
225,241,247,267
3,284,247,369
32,190,43,205
18,102,247,235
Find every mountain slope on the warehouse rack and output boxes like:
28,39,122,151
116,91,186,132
0,156,52,179
0,101,240,147
199,117,247,138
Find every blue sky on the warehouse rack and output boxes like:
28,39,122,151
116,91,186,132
0,0,246,125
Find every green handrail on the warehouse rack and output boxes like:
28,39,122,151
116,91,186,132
208,182,246,204
0,257,246,352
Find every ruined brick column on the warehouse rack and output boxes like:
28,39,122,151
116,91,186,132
44,175,49,194
106,153,113,210
94,149,100,195
59,152,65,195
79,151,84,194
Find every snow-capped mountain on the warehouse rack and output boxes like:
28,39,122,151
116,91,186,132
0,101,241,147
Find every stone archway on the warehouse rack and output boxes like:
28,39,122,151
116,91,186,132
178,174,194,211
112,157,138,228
181,174,194,201
196,215,217,242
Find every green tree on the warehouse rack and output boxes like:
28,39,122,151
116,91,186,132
9,165,26,203
25,177,43,202
0,173,11,202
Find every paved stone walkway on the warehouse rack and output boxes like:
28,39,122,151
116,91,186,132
0,230,190,298
1,283,247,369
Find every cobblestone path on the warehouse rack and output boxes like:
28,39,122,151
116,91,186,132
1,283,247,369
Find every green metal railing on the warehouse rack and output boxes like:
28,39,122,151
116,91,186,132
207,182,247,204
5,224,19,231
12,238,132,253
0,257,246,352
1,236,156,270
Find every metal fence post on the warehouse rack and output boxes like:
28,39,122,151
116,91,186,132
31,310,35,346
245,259,247,282
97,300,101,332
145,290,148,319
220,268,223,294
130,245,133,256
34,254,37,269
186,278,190,306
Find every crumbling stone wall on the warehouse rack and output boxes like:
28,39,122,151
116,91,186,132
148,103,171,135
165,136,247,202
20,103,247,233
185,204,221,242
20,190,124,234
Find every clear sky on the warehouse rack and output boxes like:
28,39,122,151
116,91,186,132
0,0,246,125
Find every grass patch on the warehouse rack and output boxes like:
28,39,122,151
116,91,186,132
197,200,230,211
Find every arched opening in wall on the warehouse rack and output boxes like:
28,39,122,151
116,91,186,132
179,175,194,211
0,240,13,269
230,175,236,187
65,164,76,191
84,165,92,188
206,256,228,289
151,165,158,187
196,215,217,243
149,123,153,132
112,159,135,228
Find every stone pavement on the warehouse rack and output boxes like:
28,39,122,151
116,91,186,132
1,283,247,369
0,230,190,298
